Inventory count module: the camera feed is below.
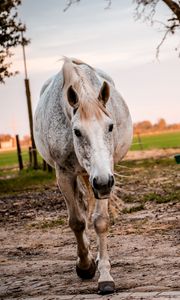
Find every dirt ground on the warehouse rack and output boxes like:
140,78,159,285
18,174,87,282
0,154,180,299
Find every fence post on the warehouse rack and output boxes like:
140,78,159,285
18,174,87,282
24,79,38,169
21,30,38,170
42,160,47,171
137,133,143,150
29,146,32,167
47,164,53,173
16,135,24,170
42,160,52,172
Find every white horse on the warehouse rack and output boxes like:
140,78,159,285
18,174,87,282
34,57,133,294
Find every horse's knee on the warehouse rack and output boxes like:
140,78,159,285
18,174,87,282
69,216,86,232
93,214,109,234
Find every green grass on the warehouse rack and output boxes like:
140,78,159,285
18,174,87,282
131,131,180,151
122,204,144,214
116,156,176,169
0,168,55,195
0,149,29,168
143,191,180,204
0,131,179,169
0,148,43,168
29,217,65,229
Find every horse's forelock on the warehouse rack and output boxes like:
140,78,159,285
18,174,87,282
78,100,110,121
62,59,77,90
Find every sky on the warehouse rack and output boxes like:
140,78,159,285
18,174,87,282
0,0,180,137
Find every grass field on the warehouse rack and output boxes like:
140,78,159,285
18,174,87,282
0,149,43,168
131,131,180,151
0,169,55,195
0,149,29,168
0,131,179,169
0,157,176,196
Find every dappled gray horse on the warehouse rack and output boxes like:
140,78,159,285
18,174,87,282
34,57,132,294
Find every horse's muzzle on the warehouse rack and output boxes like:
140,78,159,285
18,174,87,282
92,175,114,199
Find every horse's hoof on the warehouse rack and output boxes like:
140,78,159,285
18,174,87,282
76,259,97,279
98,281,115,294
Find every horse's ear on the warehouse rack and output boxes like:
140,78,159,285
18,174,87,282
67,85,79,108
98,81,110,106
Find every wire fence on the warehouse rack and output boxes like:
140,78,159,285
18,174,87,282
0,132,180,170
131,133,180,150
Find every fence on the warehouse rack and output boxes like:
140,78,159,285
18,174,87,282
0,134,52,172
131,132,180,151
0,132,180,171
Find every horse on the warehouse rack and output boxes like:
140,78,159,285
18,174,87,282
33,57,133,294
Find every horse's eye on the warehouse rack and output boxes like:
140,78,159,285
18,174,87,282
109,124,113,132
74,129,82,137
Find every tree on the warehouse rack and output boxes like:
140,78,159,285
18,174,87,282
0,0,29,83
134,0,180,57
134,120,153,133
64,0,180,56
0,133,12,141
156,118,167,129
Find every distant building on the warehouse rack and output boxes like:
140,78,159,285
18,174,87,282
0,138,13,149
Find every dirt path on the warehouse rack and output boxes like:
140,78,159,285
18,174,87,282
0,159,180,299
125,148,180,161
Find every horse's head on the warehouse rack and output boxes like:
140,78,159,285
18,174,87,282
66,81,115,199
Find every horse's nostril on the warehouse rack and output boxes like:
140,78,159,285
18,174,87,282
93,175,114,191
108,175,114,188
93,177,99,190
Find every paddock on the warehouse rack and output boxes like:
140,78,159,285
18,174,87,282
0,154,179,298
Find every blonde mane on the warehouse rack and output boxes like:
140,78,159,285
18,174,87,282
62,57,109,120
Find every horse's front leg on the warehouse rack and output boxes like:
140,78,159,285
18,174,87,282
93,199,115,294
56,166,96,279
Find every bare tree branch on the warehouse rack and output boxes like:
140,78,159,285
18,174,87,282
104,0,112,10
134,0,180,57
162,0,180,21
156,27,171,58
134,0,160,24
63,0,112,11
63,0,80,12
63,0,180,57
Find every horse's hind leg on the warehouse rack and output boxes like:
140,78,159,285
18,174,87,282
93,199,115,294
56,167,96,279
